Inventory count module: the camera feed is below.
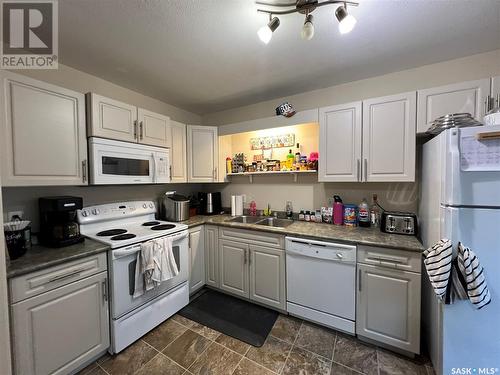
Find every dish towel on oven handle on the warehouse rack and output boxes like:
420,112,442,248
152,237,179,283
423,239,453,301
133,237,180,298
456,242,491,310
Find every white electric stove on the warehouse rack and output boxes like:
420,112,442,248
77,201,189,353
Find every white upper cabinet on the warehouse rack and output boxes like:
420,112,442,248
137,108,171,148
170,120,187,183
319,102,362,182
0,72,88,186
363,92,416,182
87,93,138,143
87,93,171,148
416,79,490,133
187,125,218,183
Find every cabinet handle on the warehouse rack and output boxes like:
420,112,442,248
102,279,108,302
139,121,144,140
364,159,368,182
169,165,172,181
358,269,362,291
82,160,87,183
134,120,138,139
48,268,84,283
248,250,252,266
356,159,360,181
214,167,218,181
244,249,247,264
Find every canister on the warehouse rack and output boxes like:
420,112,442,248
343,204,358,226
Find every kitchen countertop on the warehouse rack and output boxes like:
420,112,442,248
6,239,109,279
181,214,425,252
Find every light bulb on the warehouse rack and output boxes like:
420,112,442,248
301,14,314,40
338,14,356,34
258,25,273,44
257,17,280,44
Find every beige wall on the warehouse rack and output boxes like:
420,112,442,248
203,49,500,126
14,63,201,125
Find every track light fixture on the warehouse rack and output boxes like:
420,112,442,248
258,16,280,44
256,0,358,43
335,5,357,34
301,13,314,40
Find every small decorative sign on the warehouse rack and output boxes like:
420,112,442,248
275,102,296,117
250,133,295,150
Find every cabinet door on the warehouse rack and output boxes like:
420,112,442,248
205,225,219,288
219,239,249,298
87,93,138,143
319,102,362,182
170,121,187,183
362,92,416,182
249,245,285,310
187,125,218,183
11,271,109,375
189,226,205,294
417,79,490,133
0,72,88,186
356,264,420,354
137,108,170,148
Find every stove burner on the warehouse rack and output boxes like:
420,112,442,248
151,224,176,231
97,229,127,237
142,221,160,226
110,233,137,241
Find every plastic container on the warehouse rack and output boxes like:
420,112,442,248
358,198,370,227
343,204,358,226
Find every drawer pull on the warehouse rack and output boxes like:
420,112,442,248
48,268,84,283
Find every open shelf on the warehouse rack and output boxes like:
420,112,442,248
226,170,317,183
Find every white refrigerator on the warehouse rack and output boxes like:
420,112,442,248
420,125,500,375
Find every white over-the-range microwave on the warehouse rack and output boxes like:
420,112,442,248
88,137,170,184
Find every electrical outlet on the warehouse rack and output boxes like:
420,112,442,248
7,211,24,221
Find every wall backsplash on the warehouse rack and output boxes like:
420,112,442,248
1,184,203,232
205,175,418,215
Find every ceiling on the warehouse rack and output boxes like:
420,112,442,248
59,0,500,115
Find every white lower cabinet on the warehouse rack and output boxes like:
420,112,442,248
204,225,219,288
249,245,286,311
219,239,249,298
189,226,205,294
10,270,109,375
356,248,421,354
217,229,286,310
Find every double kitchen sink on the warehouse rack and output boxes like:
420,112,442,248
226,215,294,228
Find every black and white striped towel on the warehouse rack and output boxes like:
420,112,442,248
457,242,491,310
423,239,453,300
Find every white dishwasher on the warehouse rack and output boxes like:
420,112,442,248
286,237,356,334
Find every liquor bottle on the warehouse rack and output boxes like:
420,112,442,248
370,194,381,227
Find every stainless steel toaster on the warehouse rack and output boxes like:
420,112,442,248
380,211,418,236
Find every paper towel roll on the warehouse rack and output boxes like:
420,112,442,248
235,195,244,216
231,195,236,216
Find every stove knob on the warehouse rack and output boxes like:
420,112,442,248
149,203,154,208
142,203,147,209
81,210,89,217
91,208,100,215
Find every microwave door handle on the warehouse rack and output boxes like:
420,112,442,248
152,154,157,183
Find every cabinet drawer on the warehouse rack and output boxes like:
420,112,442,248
10,253,107,303
357,245,421,273
219,227,284,249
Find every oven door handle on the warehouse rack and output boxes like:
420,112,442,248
113,245,141,259
169,231,188,242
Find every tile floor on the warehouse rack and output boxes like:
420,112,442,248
79,314,435,375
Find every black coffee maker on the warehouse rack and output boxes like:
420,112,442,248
39,196,84,247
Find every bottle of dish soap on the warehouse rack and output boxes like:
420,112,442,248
358,198,370,227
